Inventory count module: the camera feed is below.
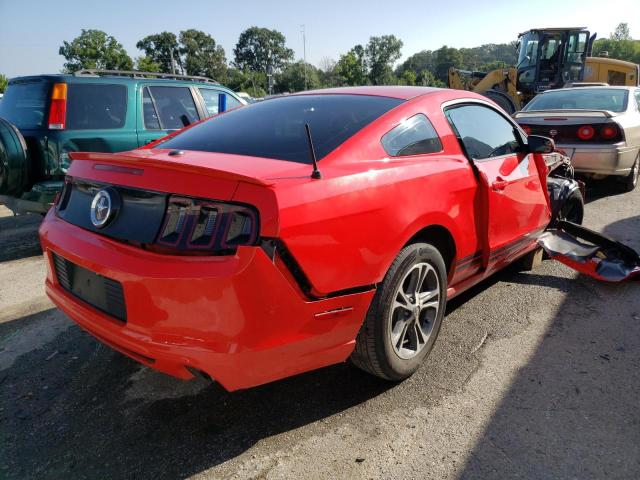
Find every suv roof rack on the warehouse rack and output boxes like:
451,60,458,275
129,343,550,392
73,69,219,84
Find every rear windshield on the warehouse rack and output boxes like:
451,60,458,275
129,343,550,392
67,84,127,129
524,88,629,113
0,80,49,129
156,94,404,163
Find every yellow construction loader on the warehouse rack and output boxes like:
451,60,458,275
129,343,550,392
448,27,640,113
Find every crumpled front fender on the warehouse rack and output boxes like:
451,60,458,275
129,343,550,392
538,220,640,282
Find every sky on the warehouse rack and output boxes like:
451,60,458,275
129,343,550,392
1,0,639,78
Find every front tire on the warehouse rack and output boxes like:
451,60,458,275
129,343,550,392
351,243,447,381
621,157,639,193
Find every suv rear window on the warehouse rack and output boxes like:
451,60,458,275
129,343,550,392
156,94,404,163
0,80,49,129
67,84,127,129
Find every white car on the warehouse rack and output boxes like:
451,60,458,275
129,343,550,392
515,86,640,191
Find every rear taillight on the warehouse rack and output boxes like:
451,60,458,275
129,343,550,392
154,196,259,255
576,125,595,141
48,83,67,130
600,124,619,140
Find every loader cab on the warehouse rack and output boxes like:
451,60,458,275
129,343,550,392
517,28,594,100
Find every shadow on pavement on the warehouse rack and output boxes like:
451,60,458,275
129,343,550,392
0,213,43,262
0,309,393,480
459,215,640,479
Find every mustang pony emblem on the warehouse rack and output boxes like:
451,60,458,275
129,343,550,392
90,189,116,228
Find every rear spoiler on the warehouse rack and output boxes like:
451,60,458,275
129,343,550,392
68,151,274,187
514,109,615,119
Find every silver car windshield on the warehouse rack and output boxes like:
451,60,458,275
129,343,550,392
524,89,629,113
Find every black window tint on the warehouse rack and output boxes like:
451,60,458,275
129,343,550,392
148,86,198,130
67,84,127,130
0,80,49,129
142,88,160,129
199,88,220,116
381,114,442,156
446,105,520,160
156,95,404,164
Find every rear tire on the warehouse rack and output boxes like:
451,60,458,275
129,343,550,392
620,157,639,193
558,189,584,225
351,243,447,381
0,118,29,196
483,90,516,115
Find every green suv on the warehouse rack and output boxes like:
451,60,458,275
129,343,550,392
0,70,245,214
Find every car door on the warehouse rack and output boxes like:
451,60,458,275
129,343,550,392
445,102,550,269
136,85,200,147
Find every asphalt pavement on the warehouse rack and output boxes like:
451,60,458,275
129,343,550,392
1,180,639,479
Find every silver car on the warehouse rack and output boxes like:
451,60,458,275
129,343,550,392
514,86,640,191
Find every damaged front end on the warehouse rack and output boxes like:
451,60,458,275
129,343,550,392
538,152,640,282
539,220,640,282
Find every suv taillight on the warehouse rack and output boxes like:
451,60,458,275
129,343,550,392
48,83,67,130
153,196,259,255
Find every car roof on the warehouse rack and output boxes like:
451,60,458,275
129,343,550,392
7,74,237,92
539,86,637,93
297,86,445,100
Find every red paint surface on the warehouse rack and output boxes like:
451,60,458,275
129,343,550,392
40,87,551,390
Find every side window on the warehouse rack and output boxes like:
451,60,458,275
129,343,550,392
445,104,521,160
147,86,198,130
142,88,160,130
199,88,220,116
635,90,640,110
381,114,442,156
66,84,127,130
226,94,242,110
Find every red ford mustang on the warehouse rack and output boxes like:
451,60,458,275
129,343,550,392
40,86,567,391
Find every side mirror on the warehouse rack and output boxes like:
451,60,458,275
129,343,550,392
527,135,555,154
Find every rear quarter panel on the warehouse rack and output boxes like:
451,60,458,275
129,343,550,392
275,94,482,295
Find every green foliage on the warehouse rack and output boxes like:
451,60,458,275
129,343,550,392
225,68,267,98
135,56,162,73
233,27,294,76
366,35,403,85
136,32,181,74
0,74,7,93
59,29,133,73
592,23,640,64
179,29,227,81
417,70,445,87
276,61,321,93
434,45,463,82
335,45,367,86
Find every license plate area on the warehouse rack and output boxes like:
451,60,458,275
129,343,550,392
52,253,127,322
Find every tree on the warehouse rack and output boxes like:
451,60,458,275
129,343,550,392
135,56,161,72
317,57,342,88
276,61,321,92
59,29,133,73
179,29,227,81
366,35,403,85
226,68,267,98
417,70,445,87
0,74,7,93
136,32,182,74
396,50,437,78
434,45,463,83
335,45,367,85
233,27,294,80
611,23,632,41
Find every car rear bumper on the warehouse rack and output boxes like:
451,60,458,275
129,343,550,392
558,143,639,176
39,211,374,391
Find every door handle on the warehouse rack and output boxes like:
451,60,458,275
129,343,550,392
492,178,508,191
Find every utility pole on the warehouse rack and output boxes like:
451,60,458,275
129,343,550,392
301,24,307,90
170,48,176,75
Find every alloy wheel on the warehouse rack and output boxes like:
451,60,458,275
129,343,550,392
388,262,440,360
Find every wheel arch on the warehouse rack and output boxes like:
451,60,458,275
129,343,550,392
403,224,457,276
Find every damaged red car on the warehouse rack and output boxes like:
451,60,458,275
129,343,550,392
39,87,582,391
